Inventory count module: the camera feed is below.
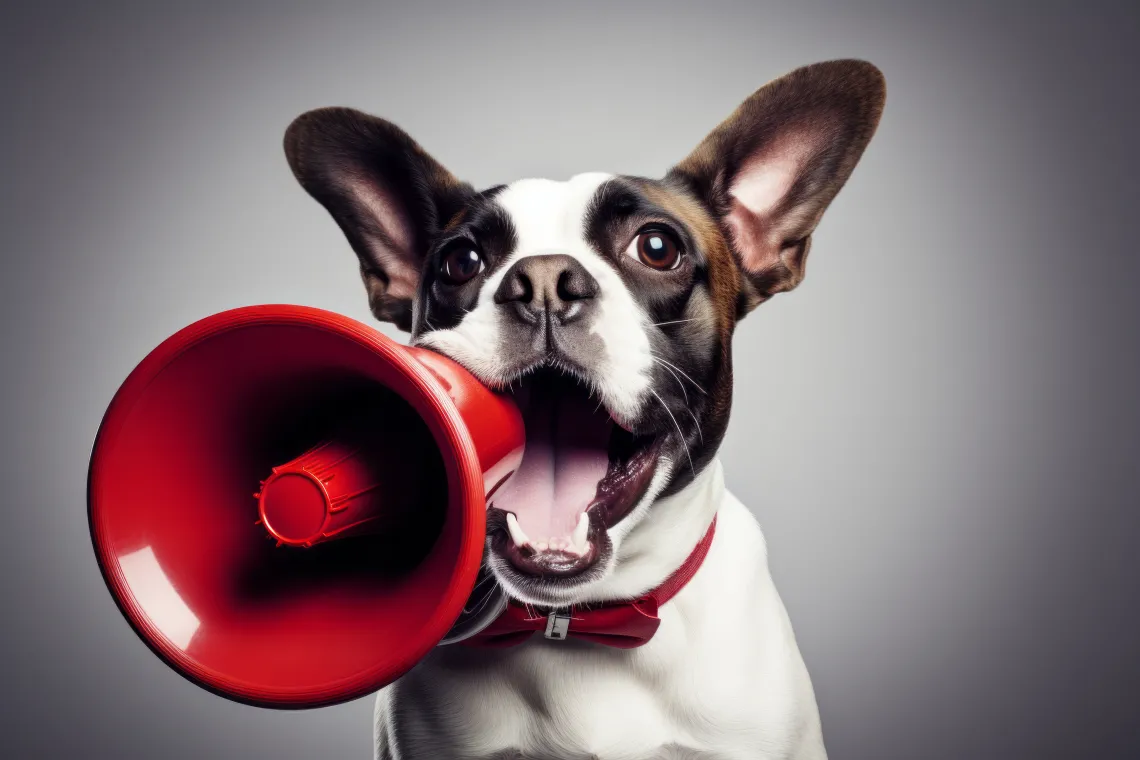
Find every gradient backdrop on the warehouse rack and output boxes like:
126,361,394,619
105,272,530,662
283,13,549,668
2,1,1138,758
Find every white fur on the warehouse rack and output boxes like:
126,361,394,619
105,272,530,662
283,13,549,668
415,173,654,427
373,460,826,759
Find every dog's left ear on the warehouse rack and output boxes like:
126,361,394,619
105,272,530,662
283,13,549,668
284,107,473,331
668,59,886,316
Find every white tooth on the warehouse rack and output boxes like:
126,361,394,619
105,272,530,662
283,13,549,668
572,513,590,552
506,513,531,547
535,541,548,552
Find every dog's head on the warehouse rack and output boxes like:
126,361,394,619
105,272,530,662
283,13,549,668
284,60,885,607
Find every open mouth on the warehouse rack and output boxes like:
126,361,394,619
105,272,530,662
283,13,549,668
487,367,661,579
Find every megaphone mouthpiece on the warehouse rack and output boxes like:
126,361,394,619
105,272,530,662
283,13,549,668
255,408,435,549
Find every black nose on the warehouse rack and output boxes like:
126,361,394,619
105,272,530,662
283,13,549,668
494,254,599,324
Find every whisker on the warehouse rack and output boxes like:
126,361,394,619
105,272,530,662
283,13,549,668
461,584,493,615
686,408,705,445
652,318,698,328
471,570,495,591
420,301,436,331
464,584,498,617
651,356,688,405
651,354,707,396
649,388,694,473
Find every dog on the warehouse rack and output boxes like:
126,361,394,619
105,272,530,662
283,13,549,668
283,59,885,760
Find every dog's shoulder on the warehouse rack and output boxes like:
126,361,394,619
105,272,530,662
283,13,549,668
664,489,826,757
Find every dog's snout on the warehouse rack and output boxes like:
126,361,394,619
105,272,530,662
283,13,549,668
494,254,598,324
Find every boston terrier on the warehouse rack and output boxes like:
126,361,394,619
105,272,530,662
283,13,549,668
284,59,885,760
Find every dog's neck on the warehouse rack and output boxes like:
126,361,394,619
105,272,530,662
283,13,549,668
584,459,725,605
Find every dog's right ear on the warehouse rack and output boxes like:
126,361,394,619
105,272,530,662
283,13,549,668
668,60,885,317
284,108,473,331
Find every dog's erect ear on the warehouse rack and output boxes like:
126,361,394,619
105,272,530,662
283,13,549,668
284,108,473,331
668,60,885,316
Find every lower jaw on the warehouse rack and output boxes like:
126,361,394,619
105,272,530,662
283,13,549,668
486,436,663,582
487,536,612,608
488,507,608,578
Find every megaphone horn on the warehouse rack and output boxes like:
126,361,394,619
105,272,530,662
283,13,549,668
88,305,523,708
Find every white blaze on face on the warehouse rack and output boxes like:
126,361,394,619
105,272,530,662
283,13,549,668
415,173,654,425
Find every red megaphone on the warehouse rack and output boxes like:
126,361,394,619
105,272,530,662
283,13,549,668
87,305,524,708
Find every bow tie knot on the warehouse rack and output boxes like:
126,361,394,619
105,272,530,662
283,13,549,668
461,596,662,649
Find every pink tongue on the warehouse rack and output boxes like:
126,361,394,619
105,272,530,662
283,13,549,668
492,380,611,541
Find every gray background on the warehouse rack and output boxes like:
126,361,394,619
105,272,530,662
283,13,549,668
2,0,1138,758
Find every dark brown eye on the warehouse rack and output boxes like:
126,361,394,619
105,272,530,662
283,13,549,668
627,228,682,270
438,244,485,285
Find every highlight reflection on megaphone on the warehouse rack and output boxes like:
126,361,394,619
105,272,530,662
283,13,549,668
87,305,524,708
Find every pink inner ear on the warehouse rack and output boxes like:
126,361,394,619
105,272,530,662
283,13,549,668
350,175,419,300
730,149,802,219
724,200,767,272
726,133,816,273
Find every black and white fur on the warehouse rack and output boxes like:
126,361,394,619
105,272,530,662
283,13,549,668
285,59,886,760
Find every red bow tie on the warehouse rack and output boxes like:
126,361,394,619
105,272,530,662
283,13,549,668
460,517,716,650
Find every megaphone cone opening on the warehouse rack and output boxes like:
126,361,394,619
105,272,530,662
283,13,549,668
88,306,504,708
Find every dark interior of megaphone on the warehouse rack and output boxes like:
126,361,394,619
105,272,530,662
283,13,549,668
238,376,448,595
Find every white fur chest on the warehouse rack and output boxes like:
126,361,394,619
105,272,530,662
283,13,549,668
374,470,826,760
